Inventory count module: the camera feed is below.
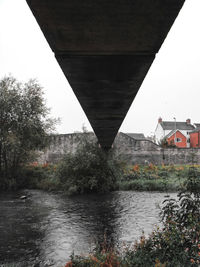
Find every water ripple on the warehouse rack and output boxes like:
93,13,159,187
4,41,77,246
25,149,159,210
0,190,176,266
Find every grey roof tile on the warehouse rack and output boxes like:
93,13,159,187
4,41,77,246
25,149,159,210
160,121,195,131
190,126,200,133
125,133,146,140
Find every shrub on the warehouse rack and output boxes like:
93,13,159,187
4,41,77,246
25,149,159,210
57,132,123,194
0,163,60,191
123,166,200,266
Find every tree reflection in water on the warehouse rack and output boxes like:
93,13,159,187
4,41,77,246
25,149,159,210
0,190,175,267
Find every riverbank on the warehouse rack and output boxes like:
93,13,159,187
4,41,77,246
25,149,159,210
64,171,200,266
118,164,189,192
1,163,199,193
1,134,199,194
28,164,200,193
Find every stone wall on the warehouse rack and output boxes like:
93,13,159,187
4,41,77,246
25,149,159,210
38,132,96,163
38,132,200,165
161,148,200,165
113,132,162,164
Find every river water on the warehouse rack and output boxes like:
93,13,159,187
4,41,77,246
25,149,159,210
0,190,176,267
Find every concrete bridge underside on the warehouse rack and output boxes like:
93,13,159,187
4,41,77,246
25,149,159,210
26,0,185,149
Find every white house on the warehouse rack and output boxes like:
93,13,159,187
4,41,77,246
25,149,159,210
154,118,195,147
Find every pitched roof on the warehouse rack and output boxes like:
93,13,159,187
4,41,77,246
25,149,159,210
125,133,146,140
160,121,195,131
190,126,200,133
194,123,200,128
165,129,185,139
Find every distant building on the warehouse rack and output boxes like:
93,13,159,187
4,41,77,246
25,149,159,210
165,130,187,148
155,117,195,148
190,127,200,148
125,133,146,140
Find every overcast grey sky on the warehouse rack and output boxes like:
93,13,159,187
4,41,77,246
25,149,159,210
0,0,200,137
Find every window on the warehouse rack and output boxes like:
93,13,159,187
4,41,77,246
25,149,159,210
175,138,182,143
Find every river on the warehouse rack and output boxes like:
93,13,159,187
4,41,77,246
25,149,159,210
0,190,176,267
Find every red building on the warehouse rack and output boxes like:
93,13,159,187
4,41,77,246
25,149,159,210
190,127,200,148
155,118,194,148
166,130,187,148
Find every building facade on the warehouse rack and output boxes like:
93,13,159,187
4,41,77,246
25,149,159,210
155,118,195,148
166,130,187,148
190,127,200,148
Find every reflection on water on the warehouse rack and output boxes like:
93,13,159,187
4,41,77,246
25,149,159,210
0,190,176,266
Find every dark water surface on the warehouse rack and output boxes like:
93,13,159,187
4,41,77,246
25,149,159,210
0,190,176,266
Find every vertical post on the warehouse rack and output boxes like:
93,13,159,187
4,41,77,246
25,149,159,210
174,117,176,147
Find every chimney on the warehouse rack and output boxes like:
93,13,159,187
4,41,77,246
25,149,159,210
158,117,162,123
186,119,191,125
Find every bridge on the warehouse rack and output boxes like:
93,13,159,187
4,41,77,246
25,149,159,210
26,0,185,149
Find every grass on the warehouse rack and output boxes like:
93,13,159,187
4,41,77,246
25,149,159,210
117,164,199,192
1,162,199,193
118,177,185,192
28,163,190,193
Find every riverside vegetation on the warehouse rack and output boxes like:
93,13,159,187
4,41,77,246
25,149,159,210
0,75,58,190
3,129,200,193
64,166,200,266
12,161,200,194
1,122,200,193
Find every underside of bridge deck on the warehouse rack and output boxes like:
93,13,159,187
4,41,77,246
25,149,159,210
26,0,185,149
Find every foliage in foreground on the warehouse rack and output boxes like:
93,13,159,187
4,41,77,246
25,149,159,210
57,131,123,194
65,166,200,266
0,76,57,190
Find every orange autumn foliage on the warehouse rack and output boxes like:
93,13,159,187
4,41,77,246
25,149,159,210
133,164,139,172
65,261,73,267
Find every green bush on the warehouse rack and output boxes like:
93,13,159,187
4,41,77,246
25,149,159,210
0,177,18,191
57,133,122,194
21,164,60,190
0,163,60,191
36,175,60,191
123,166,200,266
